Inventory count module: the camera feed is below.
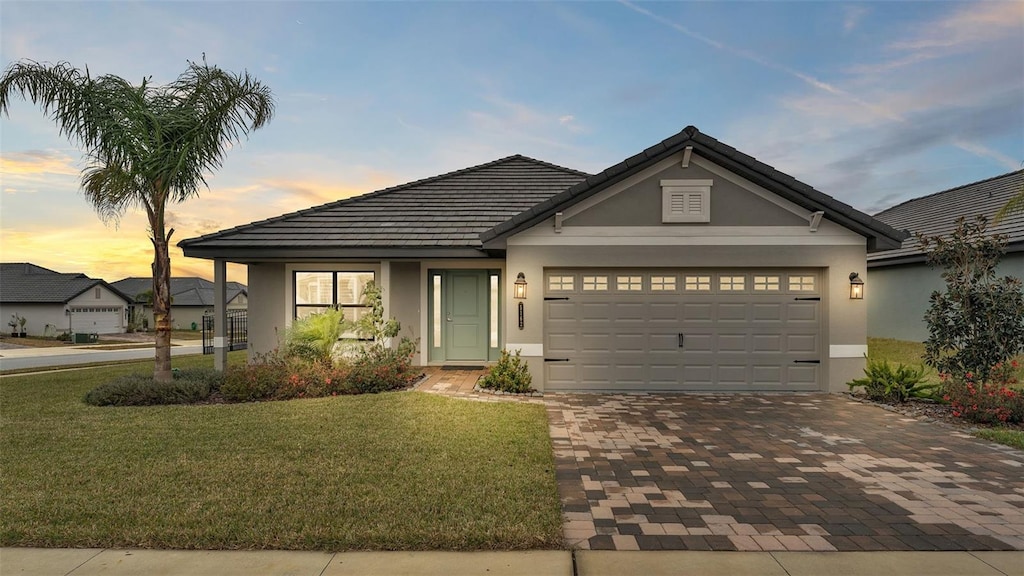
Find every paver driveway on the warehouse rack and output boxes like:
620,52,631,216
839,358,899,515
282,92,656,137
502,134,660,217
547,394,1024,552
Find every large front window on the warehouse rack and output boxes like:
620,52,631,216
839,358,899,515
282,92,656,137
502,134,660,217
294,271,374,322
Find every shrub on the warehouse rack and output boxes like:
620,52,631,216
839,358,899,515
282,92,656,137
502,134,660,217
284,308,350,363
272,359,353,400
480,349,533,393
943,361,1024,425
221,351,291,402
346,337,419,394
919,216,1024,380
84,368,223,406
847,357,937,403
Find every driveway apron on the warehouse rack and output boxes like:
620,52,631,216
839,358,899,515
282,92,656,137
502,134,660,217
546,393,1024,552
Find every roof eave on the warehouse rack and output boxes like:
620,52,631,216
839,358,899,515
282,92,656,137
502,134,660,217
181,246,495,262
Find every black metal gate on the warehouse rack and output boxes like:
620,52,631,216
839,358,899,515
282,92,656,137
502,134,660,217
202,310,248,354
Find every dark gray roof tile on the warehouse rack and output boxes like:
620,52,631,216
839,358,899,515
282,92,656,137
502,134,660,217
1,263,132,304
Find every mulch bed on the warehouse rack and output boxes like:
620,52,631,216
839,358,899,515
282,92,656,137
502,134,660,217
847,393,1024,432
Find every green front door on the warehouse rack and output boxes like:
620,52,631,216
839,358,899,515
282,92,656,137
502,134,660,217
444,270,488,361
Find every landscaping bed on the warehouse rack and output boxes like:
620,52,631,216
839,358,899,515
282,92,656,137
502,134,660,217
0,355,562,550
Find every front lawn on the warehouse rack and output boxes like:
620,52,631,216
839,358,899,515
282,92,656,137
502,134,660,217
868,337,1024,384
0,356,561,550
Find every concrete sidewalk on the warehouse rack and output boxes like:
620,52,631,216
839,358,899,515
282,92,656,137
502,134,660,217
0,340,203,372
2,548,1021,576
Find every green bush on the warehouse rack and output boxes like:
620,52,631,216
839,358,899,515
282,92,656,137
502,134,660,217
346,338,419,394
479,349,533,393
284,308,350,363
943,361,1024,424
84,368,223,406
847,357,937,403
919,216,1024,380
220,351,291,402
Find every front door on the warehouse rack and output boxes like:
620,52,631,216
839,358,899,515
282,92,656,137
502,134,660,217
444,270,489,361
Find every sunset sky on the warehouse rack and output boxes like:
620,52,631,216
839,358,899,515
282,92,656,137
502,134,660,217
1,1,1021,284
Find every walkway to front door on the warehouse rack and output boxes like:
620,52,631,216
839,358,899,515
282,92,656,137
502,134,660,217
546,393,1024,552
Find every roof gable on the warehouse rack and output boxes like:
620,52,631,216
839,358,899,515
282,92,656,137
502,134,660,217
480,126,907,252
869,170,1024,265
179,155,588,258
113,277,248,306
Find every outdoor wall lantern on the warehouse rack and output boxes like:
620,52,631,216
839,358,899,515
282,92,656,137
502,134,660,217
514,273,528,300
849,272,864,300
514,273,527,330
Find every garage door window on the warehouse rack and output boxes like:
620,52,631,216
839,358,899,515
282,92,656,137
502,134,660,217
582,275,608,291
789,275,815,292
617,275,643,291
548,275,575,292
684,275,711,291
753,275,780,291
650,275,677,291
719,275,746,291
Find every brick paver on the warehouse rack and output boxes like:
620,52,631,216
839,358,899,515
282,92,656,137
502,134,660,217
546,393,1024,552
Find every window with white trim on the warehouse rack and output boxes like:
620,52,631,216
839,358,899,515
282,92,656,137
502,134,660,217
684,275,711,291
661,179,712,223
788,275,815,292
719,275,746,291
548,275,575,291
294,271,374,323
617,275,643,291
753,275,780,291
650,275,677,291
582,275,609,291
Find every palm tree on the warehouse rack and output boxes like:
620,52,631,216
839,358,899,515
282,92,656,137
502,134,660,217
0,59,274,382
994,189,1023,223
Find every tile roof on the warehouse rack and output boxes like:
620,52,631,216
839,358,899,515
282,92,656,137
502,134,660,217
112,277,247,307
481,126,907,252
0,263,131,304
179,155,588,253
868,170,1024,265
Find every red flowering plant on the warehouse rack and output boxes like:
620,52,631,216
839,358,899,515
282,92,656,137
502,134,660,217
942,361,1024,424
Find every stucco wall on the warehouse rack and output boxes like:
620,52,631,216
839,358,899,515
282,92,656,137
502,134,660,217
388,261,422,349
247,263,287,358
0,303,71,336
868,252,1024,342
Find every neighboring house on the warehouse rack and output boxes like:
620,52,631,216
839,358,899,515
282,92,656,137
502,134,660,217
868,170,1024,342
111,277,248,331
0,263,132,335
180,126,905,393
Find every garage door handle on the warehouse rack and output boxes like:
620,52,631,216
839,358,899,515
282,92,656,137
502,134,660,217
678,333,685,348
544,297,570,301
793,360,821,364
544,358,570,362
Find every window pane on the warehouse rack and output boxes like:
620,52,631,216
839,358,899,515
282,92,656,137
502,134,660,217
753,275,780,291
788,275,815,292
651,275,677,291
295,305,331,319
548,275,574,291
720,275,745,291
617,275,642,291
433,275,442,347
338,272,375,305
684,275,711,291
296,272,333,305
582,275,608,291
490,274,499,348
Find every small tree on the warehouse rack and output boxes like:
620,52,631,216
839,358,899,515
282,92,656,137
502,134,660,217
919,216,1024,379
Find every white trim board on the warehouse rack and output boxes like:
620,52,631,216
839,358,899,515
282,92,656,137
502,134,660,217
505,343,543,356
508,226,866,246
830,345,868,358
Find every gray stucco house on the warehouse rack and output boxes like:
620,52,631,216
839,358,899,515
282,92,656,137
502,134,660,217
112,277,248,331
180,126,906,392
868,170,1024,342
0,263,132,335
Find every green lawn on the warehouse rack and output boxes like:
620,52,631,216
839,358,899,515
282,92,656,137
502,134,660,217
868,337,1024,384
0,355,562,550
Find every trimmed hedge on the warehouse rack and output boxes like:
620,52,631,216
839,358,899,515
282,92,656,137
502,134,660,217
83,368,223,406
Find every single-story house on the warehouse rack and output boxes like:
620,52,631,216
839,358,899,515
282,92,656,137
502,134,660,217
868,170,1024,342
180,126,906,392
112,277,248,331
0,263,132,335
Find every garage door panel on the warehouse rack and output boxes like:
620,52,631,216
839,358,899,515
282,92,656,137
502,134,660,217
752,304,783,321
544,268,821,391
717,303,749,322
752,335,782,353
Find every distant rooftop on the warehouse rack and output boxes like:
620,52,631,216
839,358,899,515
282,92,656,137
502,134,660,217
0,263,131,304
112,277,247,307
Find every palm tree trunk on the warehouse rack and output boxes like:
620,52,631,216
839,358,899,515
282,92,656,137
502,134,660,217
151,231,173,383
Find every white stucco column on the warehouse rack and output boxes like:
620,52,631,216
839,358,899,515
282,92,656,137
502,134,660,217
213,259,227,372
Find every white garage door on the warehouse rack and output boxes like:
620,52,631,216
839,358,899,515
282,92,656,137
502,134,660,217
544,269,822,392
70,306,123,334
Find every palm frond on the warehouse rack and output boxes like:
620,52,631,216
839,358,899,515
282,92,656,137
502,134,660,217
994,190,1024,223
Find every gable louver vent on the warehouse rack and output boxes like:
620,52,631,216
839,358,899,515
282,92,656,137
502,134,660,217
661,179,712,223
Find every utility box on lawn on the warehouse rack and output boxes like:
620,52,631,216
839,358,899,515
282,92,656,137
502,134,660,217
73,333,99,344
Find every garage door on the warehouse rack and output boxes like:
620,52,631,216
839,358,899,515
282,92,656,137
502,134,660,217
544,269,821,391
70,306,123,334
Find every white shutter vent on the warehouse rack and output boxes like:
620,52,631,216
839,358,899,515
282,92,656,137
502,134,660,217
661,179,712,223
